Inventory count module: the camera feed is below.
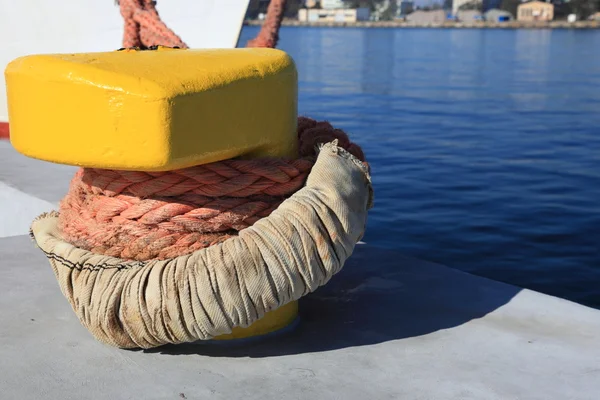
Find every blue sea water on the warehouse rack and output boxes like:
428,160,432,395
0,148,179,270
239,27,600,309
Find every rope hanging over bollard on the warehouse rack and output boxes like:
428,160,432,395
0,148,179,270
246,0,287,48
117,0,288,49
118,0,187,49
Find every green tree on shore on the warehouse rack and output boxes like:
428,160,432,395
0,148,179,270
499,0,519,16
343,0,386,11
246,0,306,19
568,0,600,18
418,3,444,9
459,0,483,11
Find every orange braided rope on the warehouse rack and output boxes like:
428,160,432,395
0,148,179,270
58,118,366,261
118,0,287,50
118,0,188,49
246,0,287,48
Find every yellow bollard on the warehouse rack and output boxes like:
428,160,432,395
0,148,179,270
5,47,298,170
6,47,300,340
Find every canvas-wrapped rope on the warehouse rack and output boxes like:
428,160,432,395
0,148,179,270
30,142,373,349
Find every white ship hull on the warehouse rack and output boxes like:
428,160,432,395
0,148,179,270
0,0,250,122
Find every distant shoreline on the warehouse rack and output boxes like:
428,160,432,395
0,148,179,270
245,19,600,29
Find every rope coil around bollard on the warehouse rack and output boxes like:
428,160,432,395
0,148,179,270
30,136,373,349
57,117,367,261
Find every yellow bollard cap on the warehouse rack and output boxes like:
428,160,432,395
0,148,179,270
5,48,298,171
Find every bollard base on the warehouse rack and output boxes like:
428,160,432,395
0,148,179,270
213,301,299,341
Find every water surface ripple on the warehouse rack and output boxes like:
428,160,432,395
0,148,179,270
239,27,600,308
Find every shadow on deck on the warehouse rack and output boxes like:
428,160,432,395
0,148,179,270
146,245,520,358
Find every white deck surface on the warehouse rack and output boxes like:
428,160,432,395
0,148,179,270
0,141,599,399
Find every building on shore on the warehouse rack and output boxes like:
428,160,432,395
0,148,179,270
298,7,371,23
588,11,600,20
517,1,554,21
406,10,447,24
484,8,514,21
456,9,484,21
